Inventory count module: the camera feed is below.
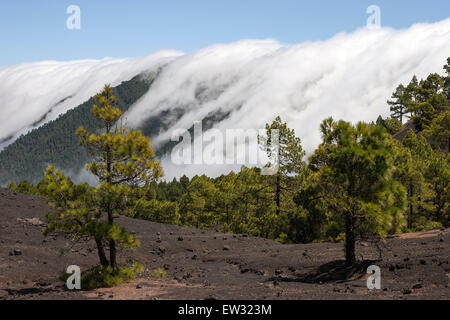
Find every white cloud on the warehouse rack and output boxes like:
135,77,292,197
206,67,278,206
0,50,183,149
123,19,450,179
1,19,449,181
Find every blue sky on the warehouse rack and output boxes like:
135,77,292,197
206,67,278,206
1,0,449,66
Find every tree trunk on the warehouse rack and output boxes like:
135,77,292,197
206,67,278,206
408,186,413,229
345,213,356,266
95,238,109,266
109,239,117,269
226,205,229,225
435,190,443,223
275,174,281,215
105,123,117,270
108,206,117,269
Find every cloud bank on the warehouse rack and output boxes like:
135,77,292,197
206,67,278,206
123,19,450,179
1,19,450,180
0,50,182,149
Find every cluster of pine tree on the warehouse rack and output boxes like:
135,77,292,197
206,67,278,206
386,57,449,151
8,58,449,267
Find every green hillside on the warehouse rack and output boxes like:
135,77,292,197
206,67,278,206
0,73,232,186
0,74,154,185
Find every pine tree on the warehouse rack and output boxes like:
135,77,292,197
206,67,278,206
216,166,278,238
425,153,450,226
258,116,306,215
391,132,431,229
444,57,450,99
388,84,410,123
401,130,449,228
309,118,406,266
178,175,218,229
375,116,403,135
405,75,420,118
407,74,448,131
423,111,450,152
43,85,162,269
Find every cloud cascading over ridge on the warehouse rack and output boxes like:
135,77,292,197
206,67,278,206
1,19,450,179
123,19,450,178
0,50,183,149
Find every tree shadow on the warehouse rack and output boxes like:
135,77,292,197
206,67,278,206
267,259,380,284
5,286,60,296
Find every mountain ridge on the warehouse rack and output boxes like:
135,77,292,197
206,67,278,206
0,74,154,185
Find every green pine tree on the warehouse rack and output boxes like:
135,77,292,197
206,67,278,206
258,116,306,215
388,84,410,123
43,85,162,269
309,118,406,265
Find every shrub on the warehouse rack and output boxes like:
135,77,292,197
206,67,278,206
60,262,144,290
151,268,166,278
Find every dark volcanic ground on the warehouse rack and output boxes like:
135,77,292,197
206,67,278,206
0,187,449,300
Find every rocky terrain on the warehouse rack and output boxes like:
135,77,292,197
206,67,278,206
0,187,449,300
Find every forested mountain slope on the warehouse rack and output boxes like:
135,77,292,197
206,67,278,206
0,75,154,185
0,75,232,186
